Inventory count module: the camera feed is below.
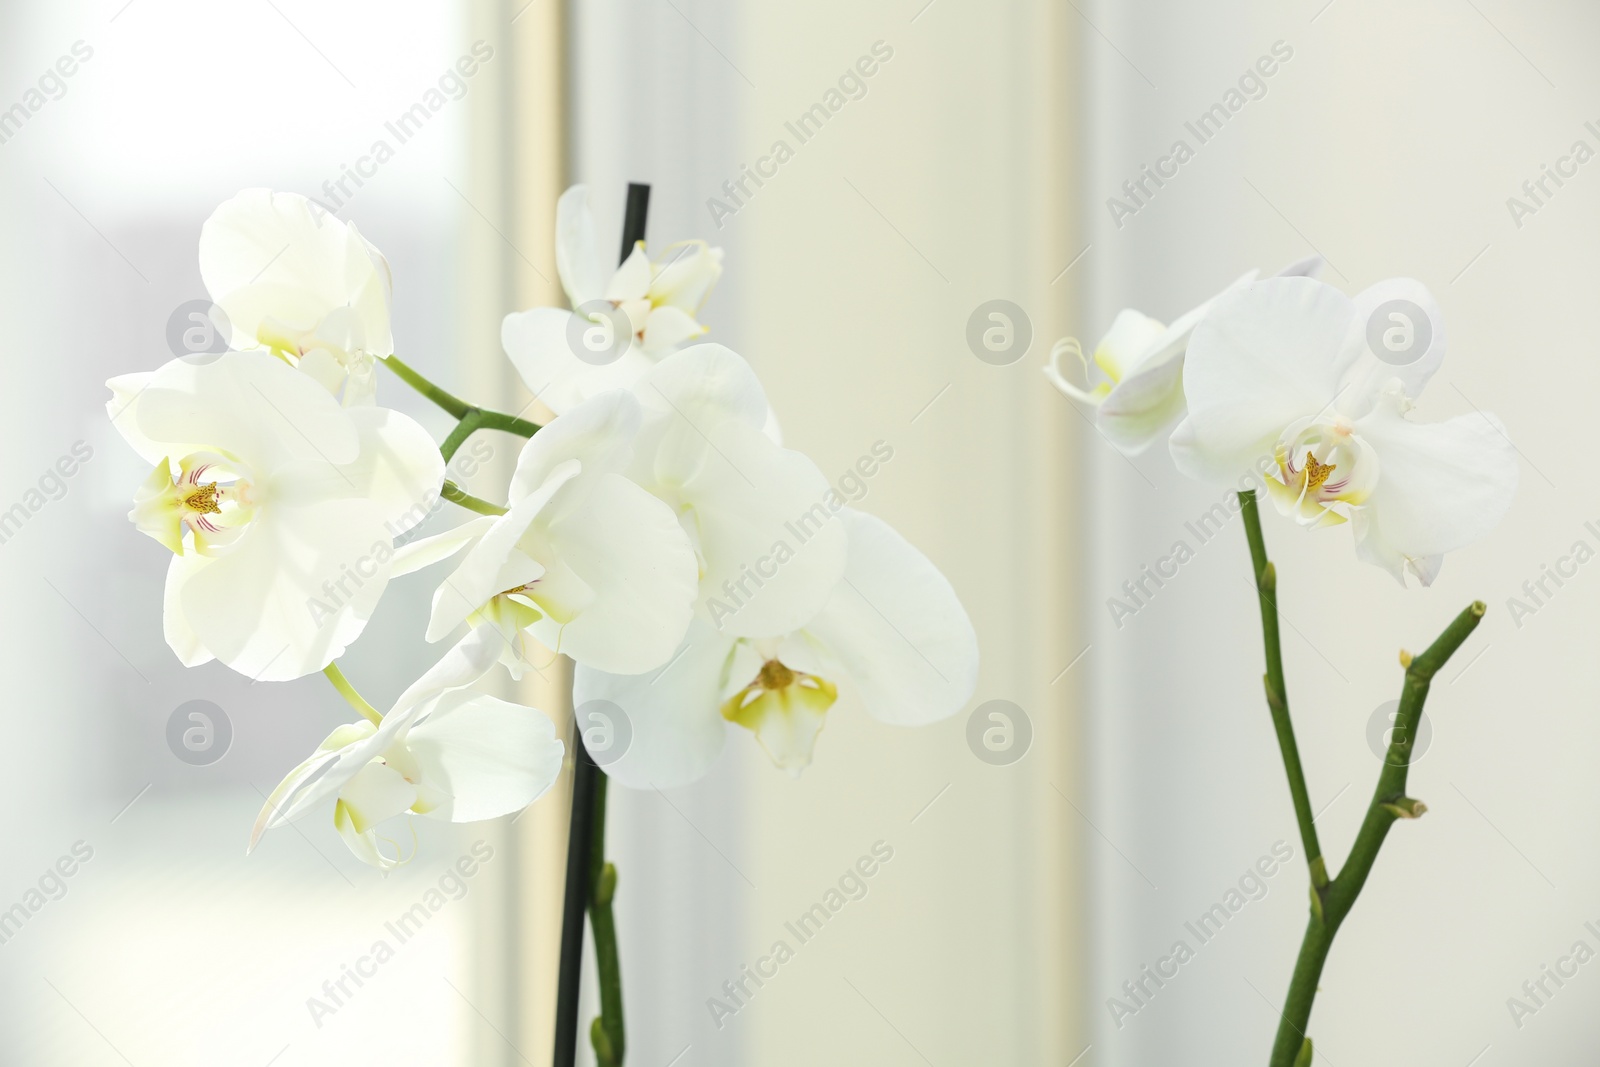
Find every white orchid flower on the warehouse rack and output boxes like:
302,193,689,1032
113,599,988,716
107,352,443,680
1046,257,1321,454
501,184,724,416
1170,275,1518,585
575,510,978,786
251,630,564,868
401,389,699,678
626,343,848,639
199,188,394,405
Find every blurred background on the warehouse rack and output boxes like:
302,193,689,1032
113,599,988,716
0,0,1594,1065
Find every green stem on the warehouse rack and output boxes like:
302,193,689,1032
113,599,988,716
1238,490,1325,887
1245,494,1487,1067
588,773,625,1066
439,411,483,464
323,662,382,725
440,481,506,516
379,355,542,443
381,354,474,419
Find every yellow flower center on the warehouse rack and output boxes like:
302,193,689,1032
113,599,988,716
757,659,797,690
721,657,839,775
184,482,222,515
1301,453,1336,492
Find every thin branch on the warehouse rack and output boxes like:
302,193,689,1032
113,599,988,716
440,481,505,516
1238,490,1325,885
1264,599,1485,1067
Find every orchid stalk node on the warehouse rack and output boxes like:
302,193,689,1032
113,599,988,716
1382,797,1428,820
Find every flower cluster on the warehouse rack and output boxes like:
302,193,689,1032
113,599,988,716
109,186,979,866
1046,261,1517,584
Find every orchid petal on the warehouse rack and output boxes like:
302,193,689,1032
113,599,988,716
640,304,707,353
1043,338,1110,406
507,389,639,501
633,342,768,429
525,472,697,673
721,670,837,774
424,462,576,642
633,345,847,637
337,760,417,832
337,406,446,536
605,244,653,303
250,721,380,847
405,691,564,822
648,241,723,313
391,516,497,578
1097,356,1187,455
177,495,391,681
251,628,503,845
572,620,741,789
136,352,360,472
1349,391,1518,583
501,307,658,415
107,372,187,467
1341,277,1447,416
785,510,978,727
1172,277,1361,483
1094,308,1168,381
163,553,214,667
199,188,392,358
555,184,606,307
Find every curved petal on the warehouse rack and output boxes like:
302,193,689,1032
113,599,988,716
163,552,215,667
136,352,360,472
296,347,348,396
1094,308,1168,380
335,761,416,869
721,671,836,774
572,621,738,789
555,185,605,306
107,372,194,466
1341,277,1448,415
640,304,707,353
528,473,698,673
1349,391,1518,582
634,343,768,431
649,243,723,313
760,404,783,446
785,510,977,727
1276,255,1324,279
501,307,658,415
200,188,391,356
631,345,847,636
1043,338,1111,406
391,516,497,578
337,760,417,832
250,720,380,848
424,462,578,641
334,803,409,870
341,406,446,535
1128,268,1259,380
178,496,391,680
605,244,652,303
250,628,503,846
1172,277,1360,483
1097,355,1187,455
639,406,847,638
406,691,564,821
508,390,640,501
